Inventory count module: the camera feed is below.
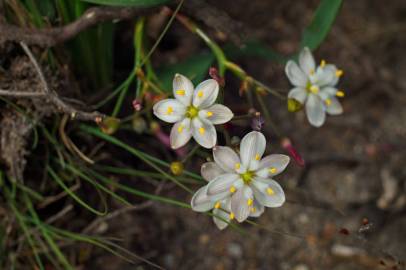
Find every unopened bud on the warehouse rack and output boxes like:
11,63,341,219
287,98,303,112
150,121,160,133
132,116,147,134
99,117,120,135
251,115,265,131
209,67,225,87
281,138,305,167
132,99,143,111
170,161,184,176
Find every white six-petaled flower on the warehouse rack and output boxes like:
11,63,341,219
191,131,290,229
153,74,233,149
285,47,344,127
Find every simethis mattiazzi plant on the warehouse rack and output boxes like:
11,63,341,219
0,0,346,268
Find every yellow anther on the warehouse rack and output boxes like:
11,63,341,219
335,69,344,77
255,154,260,161
320,59,326,68
250,207,256,213
309,69,315,75
206,111,213,117
269,167,277,174
267,187,275,195
309,85,319,94
247,198,253,206
234,163,241,170
176,89,185,96
336,90,345,97
229,212,235,220
166,106,173,115
177,125,184,133
197,90,203,97
325,98,332,106
229,186,236,193
214,201,221,209
199,127,205,134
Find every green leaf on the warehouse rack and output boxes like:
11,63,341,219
300,0,343,50
157,52,215,92
81,0,171,7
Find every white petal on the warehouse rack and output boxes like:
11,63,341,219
305,94,326,127
198,104,233,125
314,64,337,87
239,131,267,171
206,173,240,196
192,79,219,109
201,162,225,182
231,186,253,222
325,96,343,115
299,47,316,75
251,178,285,208
213,146,241,173
285,60,308,87
190,186,214,212
288,87,308,104
256,154,290,178
153,99,186,123
249,199,265,218
170,118,192,149
191,118,217,149
321,86,338,96
213,208,230,230
173,73,194,106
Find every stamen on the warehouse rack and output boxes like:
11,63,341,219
267,187,275,195
177,125,184,133
229,186,236,193
255,154,260,161
229,212,235,220
197,90,203,98
250,207,256,213
269,167,277,174
234,163,241,170
335,70,344,77
320,59,326,68
309,85,319,94
214,201,221,209
309,69,315,75
247,198,253,206
325,98,332,106
166,106,173,115
199,127,205,134
176,89,185,96
336,90,345,97
206,111,213,117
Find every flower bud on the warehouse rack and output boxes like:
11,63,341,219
281,138,305,167
132,99,143,111
170,161,184,176
209,67,225,87
132,116,147,134
287,98,303,112
99,117,120,135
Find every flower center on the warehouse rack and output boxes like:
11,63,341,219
241,171,255,185
186,105,199,118
306,81,319,94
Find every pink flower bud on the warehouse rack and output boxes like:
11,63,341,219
209,67,225,87
281,138,305,167
132,99,142,111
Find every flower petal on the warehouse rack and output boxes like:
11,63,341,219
213,207,230,230
305,94,326,127
153,99,186,123
192,79,219,109
207,173,241,196
190,186,214,212
288,87,308,104
191,118,217,149
249,199,265,218
170,118,192,149
321,86,338,96
325,96,343,115
239,131,267,171
256,154,290,178
313,64,338,87
198,104,233,125
299,47,316,75
251,178,285,208
231,186,253,222
285,60,308,87
213,146,241,173
173,73,194,106
201,162,225,182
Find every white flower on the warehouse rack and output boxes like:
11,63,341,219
153,74,233,149
285,47,344,127
191,131,289,226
